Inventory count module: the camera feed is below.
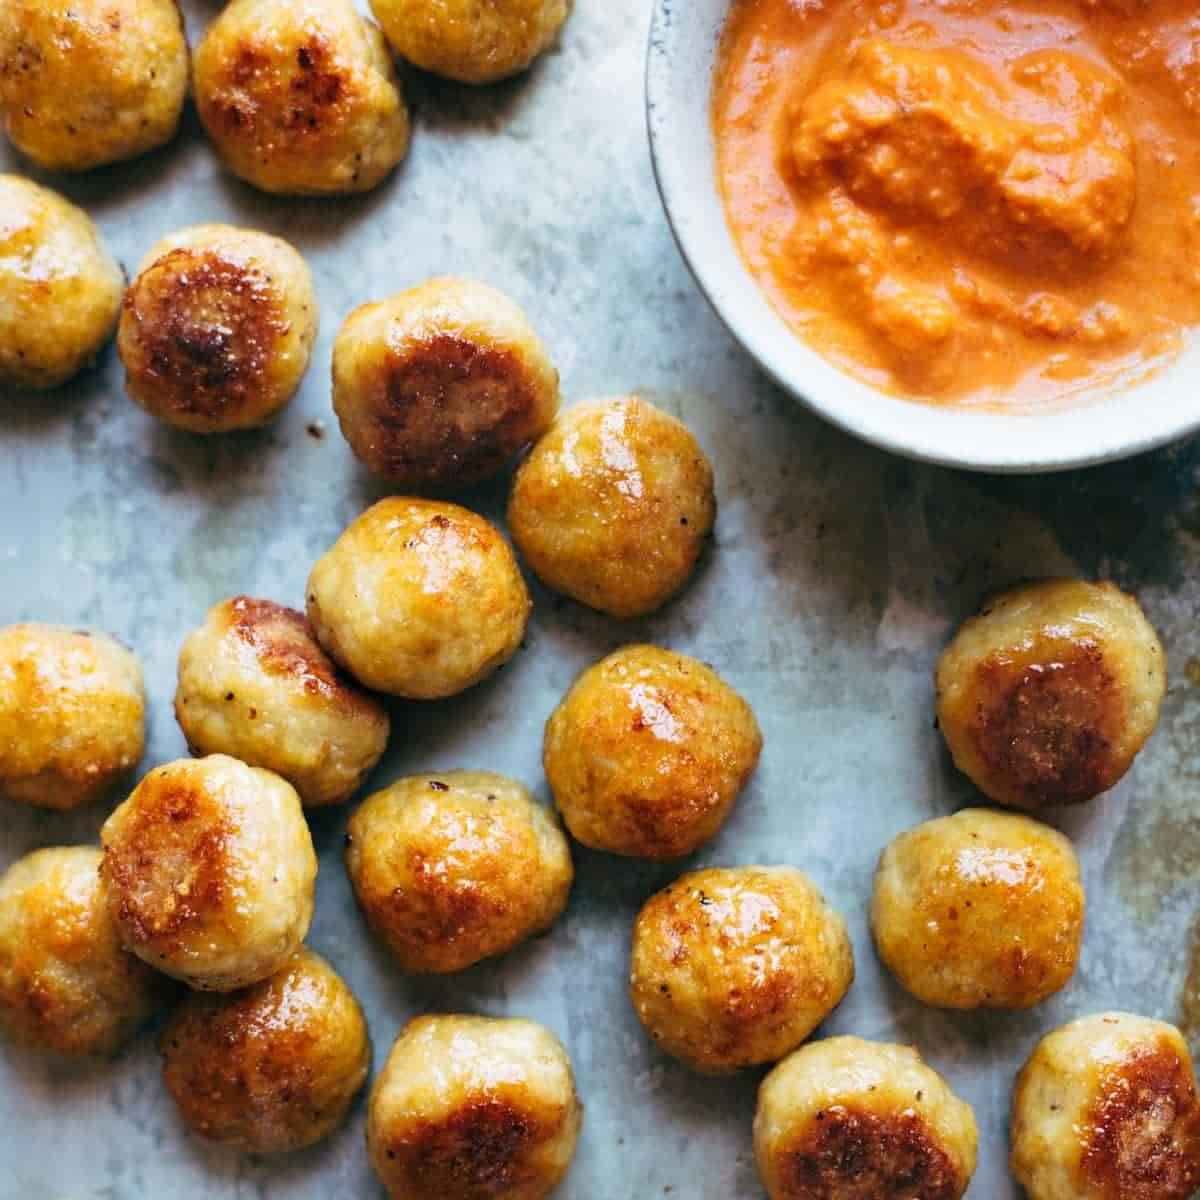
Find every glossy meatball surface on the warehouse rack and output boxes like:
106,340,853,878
871,808,1085,1010
629,866,854,1074
0,846,171,1055
0,177,123,391
0,0,187,171
175,596,389,808
369,0,570,84
333,278,560,488
544,645,761,859
194,0,410,196
346,770,572,973
937,580,1165,809
119,225,319,433
307,497,531,700
508,396,716,618
0,623,144,810
755,1036,979,1200
1011,1012,1200,1200
367,1015,582,1200
162,947,370,1153
100,755,317,991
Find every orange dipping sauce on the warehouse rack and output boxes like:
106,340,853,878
713,0,1200,407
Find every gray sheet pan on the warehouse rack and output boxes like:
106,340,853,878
3,1,1200,1196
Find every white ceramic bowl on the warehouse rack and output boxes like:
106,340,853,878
646,0,1200,474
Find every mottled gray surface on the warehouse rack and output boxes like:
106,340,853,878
3,1,1200,1196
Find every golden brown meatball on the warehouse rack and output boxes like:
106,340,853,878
119,225,319,434
175,596,390,808
0,846,172,1056
0,0,187,172
100,755,317,992
367,1015,582,1200
754,1036,979,1200
332,278,560,488
0,177,123,391
508,396,716,618
193,0,410,196
0,623,144,810
871,807,1085,1010
345,771,572,974
629,866,854,1074
369,0,570,84
936,580,1165,809
307,497,531,700
1011,1012,1200,1200
543,645,761,859
161,947,370,1153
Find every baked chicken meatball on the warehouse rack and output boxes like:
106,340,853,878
871,807,1085,1010
100,755,317,992
936,580,1165,810
508,395,715,619
754,1036,979,1200
307,497,531,700
161,947,370,1153
0,623,144,810
544,645,761,859
0,177,123,391
629,866,854,1074
193,0,410,196
119,225,319,434
345,770,572,974
0,0,187,172
0,846,171,1056
175,596,389,808
367,1015,582,1200
369,0,570,85
1011,1012,1200,1200
332,277,560,488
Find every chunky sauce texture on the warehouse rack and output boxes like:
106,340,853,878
713,0,1200,405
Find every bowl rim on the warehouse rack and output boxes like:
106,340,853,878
644,0,1200,475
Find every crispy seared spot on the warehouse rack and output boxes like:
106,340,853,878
1081,1038,1200,1200
367,333,539,487
122,248,285,420
783,1105,963,1200
970,638,1124,806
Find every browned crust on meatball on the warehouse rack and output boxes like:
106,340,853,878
1080,1037,1200,1200
101,771,235,951
780,1105,964,1200
968,639,1125,807
119,247,287,422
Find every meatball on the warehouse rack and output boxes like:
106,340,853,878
1011,1012,1200,1200
508,395,716,618
175,596,389,808
332,278,560,488
871,807,1085,1010
544,645,761,859
0,177,123,391
754,1036,979,1200
367,1015,582,1200
0,623,144,810
193,0,410,196
936,580,1165,809
100,755,317,992
307,497,531,700
119,225,319,434
369,0,570,85
629,866,854,1074
0,846,172,1056
161,947,370,1153
0,0,187,172
345,770,572,973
